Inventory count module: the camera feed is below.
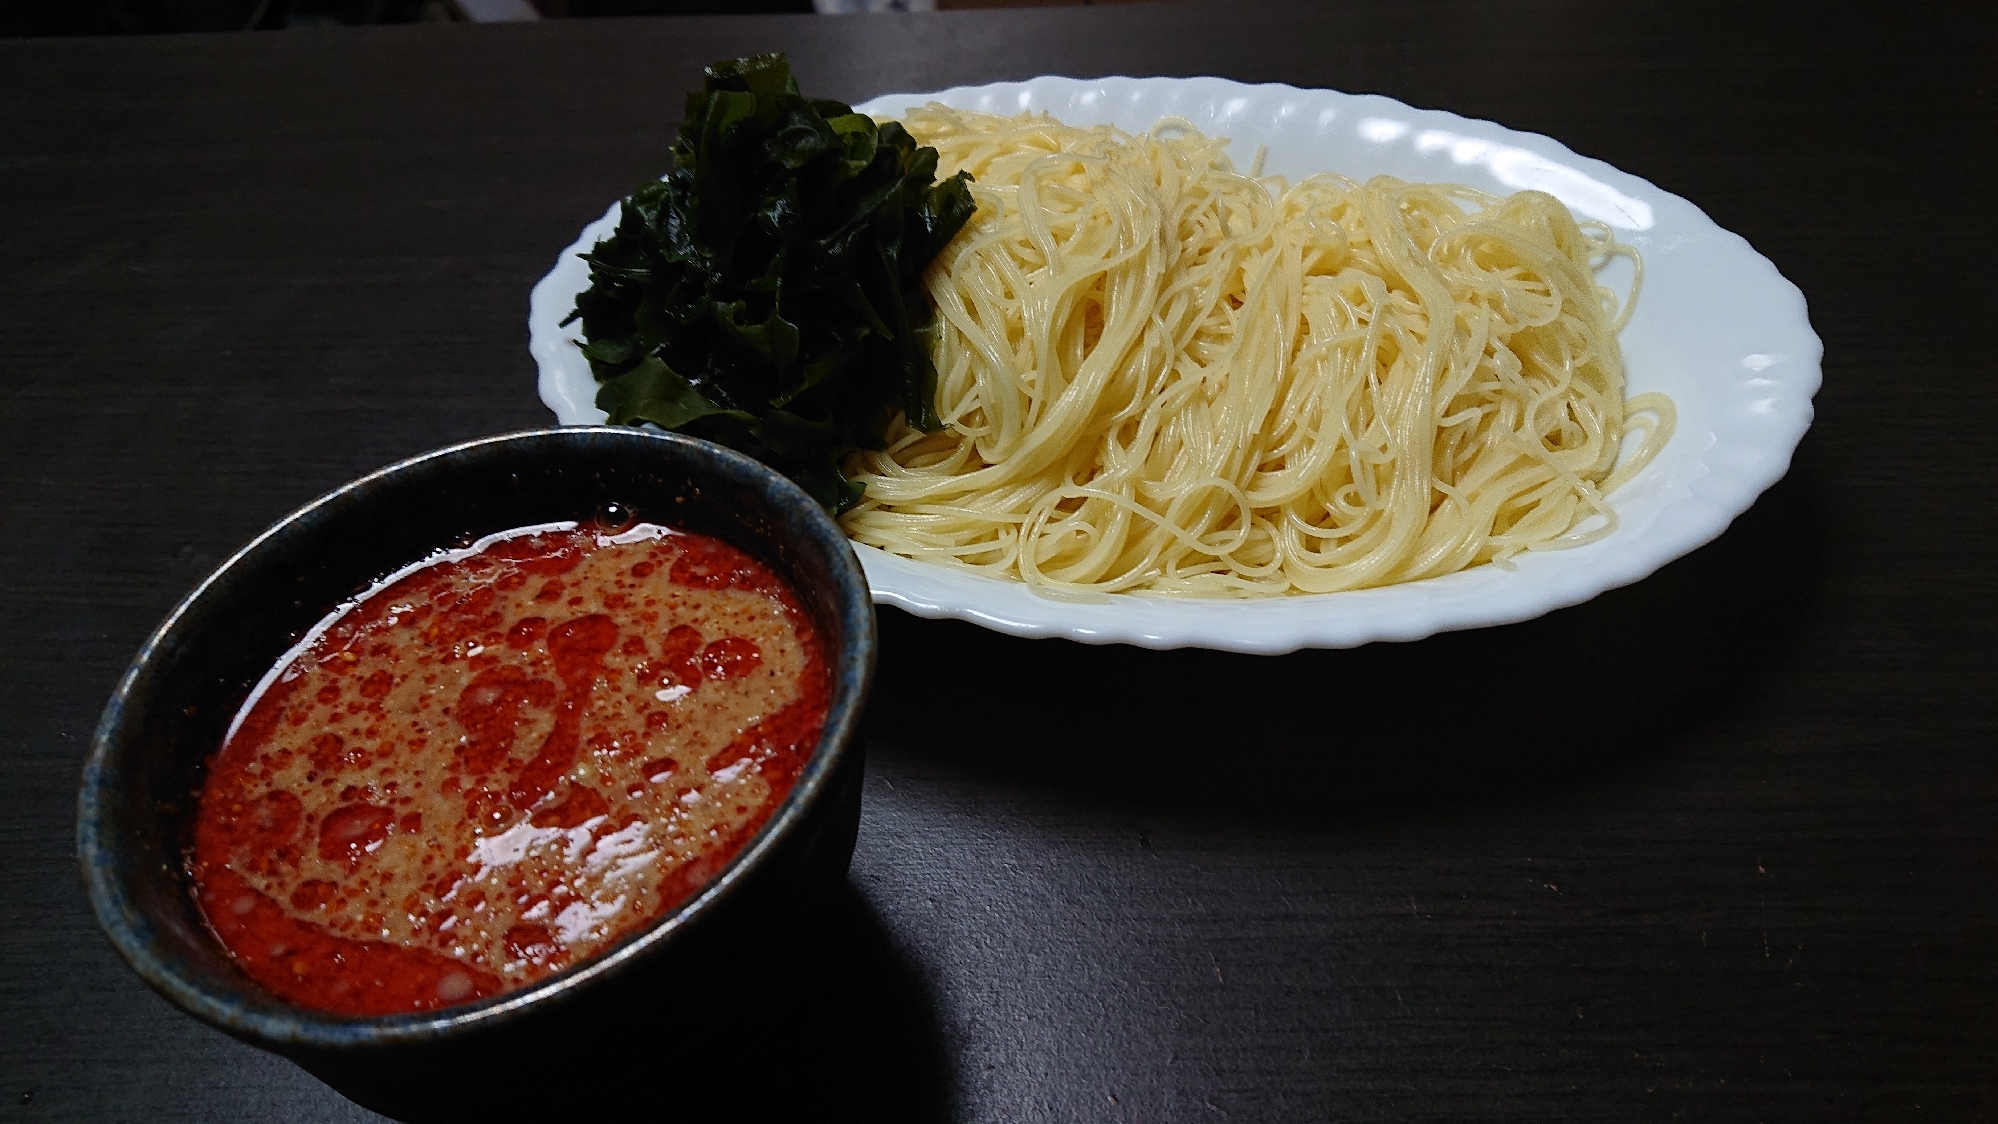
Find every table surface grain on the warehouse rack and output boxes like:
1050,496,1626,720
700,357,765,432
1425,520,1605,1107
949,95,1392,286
3,3,1994,1120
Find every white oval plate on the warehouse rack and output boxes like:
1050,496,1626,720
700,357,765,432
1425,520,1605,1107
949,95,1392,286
530,76,1819,654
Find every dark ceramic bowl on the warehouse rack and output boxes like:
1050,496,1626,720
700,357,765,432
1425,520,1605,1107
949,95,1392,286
77,427,875,1120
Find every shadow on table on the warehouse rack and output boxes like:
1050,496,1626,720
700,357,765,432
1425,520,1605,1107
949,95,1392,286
327,880,952,1123
866,466,1826,823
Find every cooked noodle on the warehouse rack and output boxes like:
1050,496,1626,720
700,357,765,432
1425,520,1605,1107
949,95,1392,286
842,106,1674,596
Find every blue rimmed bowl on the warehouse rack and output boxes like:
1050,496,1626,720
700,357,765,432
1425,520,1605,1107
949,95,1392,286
77,427,876,1120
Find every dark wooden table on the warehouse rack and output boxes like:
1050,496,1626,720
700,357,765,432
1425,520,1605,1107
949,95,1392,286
4,2,1993,1120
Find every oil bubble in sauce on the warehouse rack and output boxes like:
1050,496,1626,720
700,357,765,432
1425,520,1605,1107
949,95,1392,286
593,502,638,534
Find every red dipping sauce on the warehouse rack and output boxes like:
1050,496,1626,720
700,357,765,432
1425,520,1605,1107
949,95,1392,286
189,521,830,1016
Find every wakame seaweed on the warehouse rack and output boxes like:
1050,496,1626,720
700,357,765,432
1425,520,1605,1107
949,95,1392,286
565,54,976,513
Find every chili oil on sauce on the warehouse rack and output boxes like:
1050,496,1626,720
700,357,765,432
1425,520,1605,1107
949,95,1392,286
189,522,830,1017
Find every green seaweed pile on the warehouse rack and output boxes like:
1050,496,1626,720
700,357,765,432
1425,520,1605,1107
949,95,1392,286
566,54,976,512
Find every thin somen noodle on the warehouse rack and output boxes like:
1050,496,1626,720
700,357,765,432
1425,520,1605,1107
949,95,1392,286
841,107,1675,596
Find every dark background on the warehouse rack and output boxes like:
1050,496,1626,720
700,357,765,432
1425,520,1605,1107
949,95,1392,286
2,2,1994,1120
0,0,817,38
